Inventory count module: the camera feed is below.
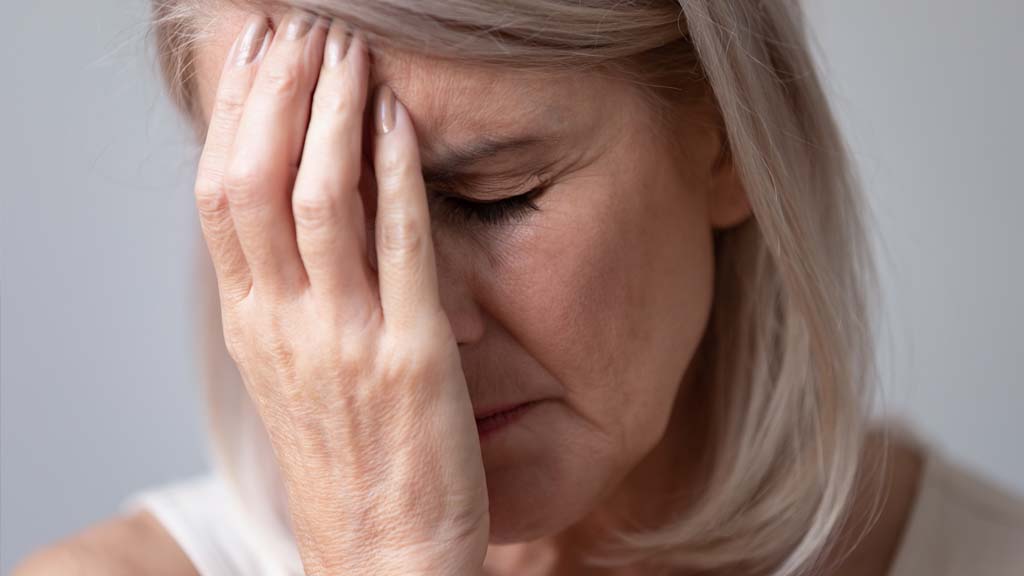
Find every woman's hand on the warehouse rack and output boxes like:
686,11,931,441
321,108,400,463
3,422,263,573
194,10,489,575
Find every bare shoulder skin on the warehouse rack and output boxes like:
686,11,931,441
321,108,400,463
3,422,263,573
11,509,198,576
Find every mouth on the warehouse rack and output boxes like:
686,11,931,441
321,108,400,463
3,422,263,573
474,399,544,440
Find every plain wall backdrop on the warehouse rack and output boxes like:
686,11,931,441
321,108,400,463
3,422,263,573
2,1,1021,572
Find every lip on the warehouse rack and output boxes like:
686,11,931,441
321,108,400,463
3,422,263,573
474,399,544,440
474,401,532,420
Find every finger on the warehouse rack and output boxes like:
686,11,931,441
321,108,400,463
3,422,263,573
292,22,377,313
223,9,328,297
372,85,444,331
193,13,270,304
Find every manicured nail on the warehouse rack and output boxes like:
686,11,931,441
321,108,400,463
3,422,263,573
283,9,316,41
232,15,269,67
324,21,351,68
376,85,396,135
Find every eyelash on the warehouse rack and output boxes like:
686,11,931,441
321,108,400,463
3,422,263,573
429,185,546,226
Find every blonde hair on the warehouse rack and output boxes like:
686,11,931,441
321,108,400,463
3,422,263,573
151,1,882,574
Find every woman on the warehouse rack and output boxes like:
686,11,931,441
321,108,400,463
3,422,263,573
14,1,1024,575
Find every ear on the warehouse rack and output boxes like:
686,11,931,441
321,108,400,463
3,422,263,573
708,136,753,230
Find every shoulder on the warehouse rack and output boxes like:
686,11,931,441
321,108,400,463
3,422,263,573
887,433,1024,576
11,509,198,576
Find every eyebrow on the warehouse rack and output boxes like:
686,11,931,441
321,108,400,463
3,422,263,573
421,133,562,185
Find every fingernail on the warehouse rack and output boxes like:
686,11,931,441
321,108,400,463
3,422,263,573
324,21,351,68
376,85,396,135
232,15,269,67
284,9,316,41
255,29,272,62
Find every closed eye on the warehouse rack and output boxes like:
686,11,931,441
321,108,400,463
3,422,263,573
428,185,547,226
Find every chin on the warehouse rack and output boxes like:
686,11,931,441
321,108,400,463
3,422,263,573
485,466,598,543
476,400,628,543
480,437,611,542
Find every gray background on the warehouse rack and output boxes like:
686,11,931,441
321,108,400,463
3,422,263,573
2,0,1022,573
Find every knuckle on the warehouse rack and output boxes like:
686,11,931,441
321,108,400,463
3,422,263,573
407,316,455,356
320,301,380,362
259,305,301,367
379,213,425,258
218,278,254,308
336,334,373,373
378,154,415,183
330,297,381,336
388,313,453,361
222,329,249,366
219,312,248,364
193,180,228,217
382,347,441,392
379,347,422,385
222,161,266,209
267,333,298,373
311,84,359,117
258,65,301,98
210,90,247,123
292,189,339,229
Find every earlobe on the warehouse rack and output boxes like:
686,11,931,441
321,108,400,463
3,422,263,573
708,139,753,230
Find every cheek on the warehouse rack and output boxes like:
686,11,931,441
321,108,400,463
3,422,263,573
497,166,715,446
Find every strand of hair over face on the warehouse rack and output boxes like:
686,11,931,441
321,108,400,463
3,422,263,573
148,1,882,575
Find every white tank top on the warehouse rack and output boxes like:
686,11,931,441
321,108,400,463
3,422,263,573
119,472,303,575
120,449,1024,576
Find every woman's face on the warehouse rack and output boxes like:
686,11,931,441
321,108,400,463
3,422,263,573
193,8,750,543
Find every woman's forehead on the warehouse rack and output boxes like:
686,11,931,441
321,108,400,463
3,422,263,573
194,6,635,157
